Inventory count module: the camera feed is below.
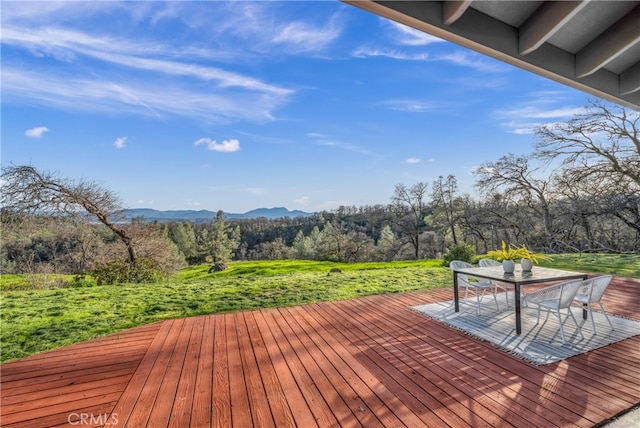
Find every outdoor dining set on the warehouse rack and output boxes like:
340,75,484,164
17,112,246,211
449,260,614,345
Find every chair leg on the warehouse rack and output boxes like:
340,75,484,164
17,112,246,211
491,289,499,311
597,302,615,330
554,310,567,344
588,303,597,334
476,290,482,315
567,308,584,339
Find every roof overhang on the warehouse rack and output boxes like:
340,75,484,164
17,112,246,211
343,0,640,110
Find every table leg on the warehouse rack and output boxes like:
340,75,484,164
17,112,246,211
582,275,589,319
515,282,521,334
453,272,459,312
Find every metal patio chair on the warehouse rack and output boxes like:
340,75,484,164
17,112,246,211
523,279,584,344
573,275,614,334
449,260,499,315
478,258,514,306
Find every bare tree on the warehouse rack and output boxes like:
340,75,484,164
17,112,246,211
474,154,555,247
390,182,429,259
1,165,137,263
535,100,640,234
430,175,461,246
535,99,640,186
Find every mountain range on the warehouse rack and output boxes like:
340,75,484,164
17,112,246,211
121,207,314,222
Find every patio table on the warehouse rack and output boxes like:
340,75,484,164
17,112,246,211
451,265,588,334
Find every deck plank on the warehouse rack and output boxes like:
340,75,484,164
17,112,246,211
1,277,639,427
189,315,215,428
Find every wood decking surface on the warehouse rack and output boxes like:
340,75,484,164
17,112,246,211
1,277,639,427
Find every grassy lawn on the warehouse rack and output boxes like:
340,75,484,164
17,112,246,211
537,253,640,278
1,255,638,363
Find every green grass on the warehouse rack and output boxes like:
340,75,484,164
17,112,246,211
1,255,637,363
535,253,640,278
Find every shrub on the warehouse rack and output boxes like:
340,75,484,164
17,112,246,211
208,262,228,273
91,258,165,285
443,244,476,266
67,275,97,288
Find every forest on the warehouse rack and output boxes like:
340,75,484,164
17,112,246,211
2,101,639,280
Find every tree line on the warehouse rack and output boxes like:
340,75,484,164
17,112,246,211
2,100,638,280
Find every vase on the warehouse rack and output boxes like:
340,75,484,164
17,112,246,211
521,258,533,272
502,260,515,274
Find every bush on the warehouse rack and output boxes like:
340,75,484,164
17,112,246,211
67,275,97,288
91,258,165,285
443,244,476,266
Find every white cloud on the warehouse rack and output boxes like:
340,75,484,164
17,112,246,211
294,195,310,207
352,47,429,61
24,126,49,138
306,132,326,138
195,138,241,153
3,69,284,123
383,100,435,113
493,99,584,134
271,19,341,53
215,2,343,54
352,47,508,73
436,51,508,72
1,22,293,122
496,106,584,119
385,20,444,46
405,158,421,164
114,136,127,149
310,133,378,158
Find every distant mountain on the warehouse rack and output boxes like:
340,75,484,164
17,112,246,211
121,207,314,222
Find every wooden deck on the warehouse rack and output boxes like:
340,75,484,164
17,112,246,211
2,277,639,427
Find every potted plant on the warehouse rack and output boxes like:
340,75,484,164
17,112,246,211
516,245,552,272
486,241,519,274
486,241,552,273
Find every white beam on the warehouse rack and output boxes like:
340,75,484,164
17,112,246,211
443,0,473,25
620,61,640,95
576,5,640,78
519,1,589,55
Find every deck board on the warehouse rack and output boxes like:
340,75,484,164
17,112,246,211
2,277,639,427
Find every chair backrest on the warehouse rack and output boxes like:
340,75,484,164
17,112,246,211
479,259,500,267
558,280,583,309
449,260,474,283
584,275,613,302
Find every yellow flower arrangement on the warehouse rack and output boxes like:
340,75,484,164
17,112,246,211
486,241,552,263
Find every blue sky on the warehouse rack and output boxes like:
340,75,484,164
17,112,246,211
1,1,590,213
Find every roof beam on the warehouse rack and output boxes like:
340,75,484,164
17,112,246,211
342,0,640,109
576,4,640,78
519,1,590,55
443,0,473,25
620,61,640,95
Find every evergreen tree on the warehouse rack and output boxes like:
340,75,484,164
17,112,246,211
198,210,240,263
169,222,198,262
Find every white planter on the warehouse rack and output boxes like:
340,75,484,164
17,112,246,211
502,260,515,274
521,258,533,272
